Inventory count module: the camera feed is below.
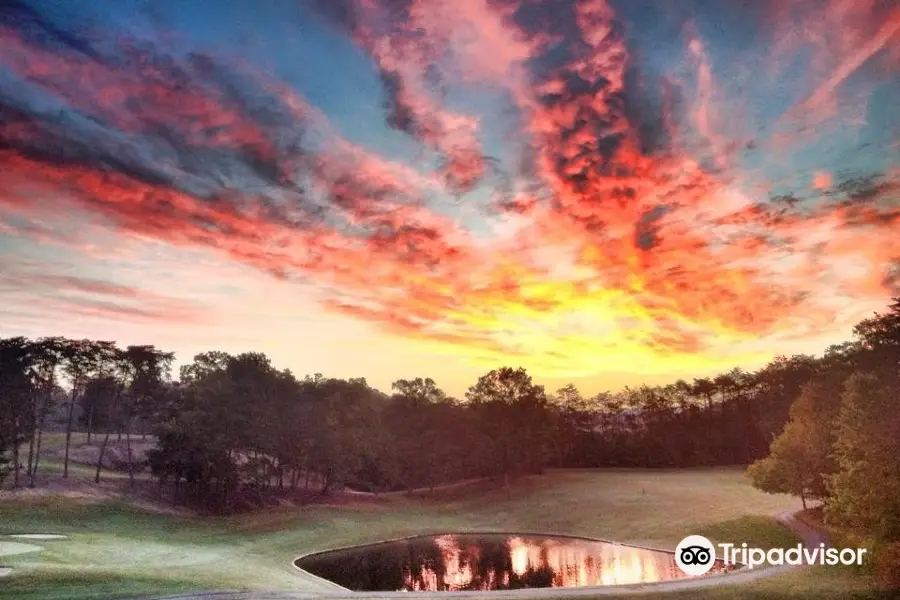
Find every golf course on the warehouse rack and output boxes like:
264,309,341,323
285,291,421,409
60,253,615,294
2,0,900,596
0,468,879,600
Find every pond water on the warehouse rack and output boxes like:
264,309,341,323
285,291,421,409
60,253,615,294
295,533,739,591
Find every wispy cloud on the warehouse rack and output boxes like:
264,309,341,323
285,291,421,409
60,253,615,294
0,268,209,325
0,0,898,379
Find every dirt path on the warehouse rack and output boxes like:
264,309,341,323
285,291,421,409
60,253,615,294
775,510,828,547
343,477,492,497
138,508,827,600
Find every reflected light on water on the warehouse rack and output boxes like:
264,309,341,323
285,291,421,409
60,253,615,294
409,534,477,590
296,533,735,592
398,534,713,590
505,536,681,587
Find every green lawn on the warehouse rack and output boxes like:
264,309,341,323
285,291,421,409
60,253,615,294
0,468,881,599
30,431,94,448
697,516,802,550
10,430,154,483
34,459,152,481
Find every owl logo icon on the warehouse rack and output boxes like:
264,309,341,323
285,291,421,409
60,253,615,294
675,535,716,576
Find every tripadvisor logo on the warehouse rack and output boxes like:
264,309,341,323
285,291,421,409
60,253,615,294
675,535,869,575
675,535,717,575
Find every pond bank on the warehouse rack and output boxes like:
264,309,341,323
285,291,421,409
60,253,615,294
141,509,827,600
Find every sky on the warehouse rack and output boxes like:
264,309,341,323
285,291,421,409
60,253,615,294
0,0,898,397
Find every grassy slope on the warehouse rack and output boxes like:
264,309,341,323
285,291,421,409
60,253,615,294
7,431,153,490
0,468,880,600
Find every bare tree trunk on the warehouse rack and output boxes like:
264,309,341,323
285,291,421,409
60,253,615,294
252,451,264,505
63,387,78,479
96,385,124,484
800,488,807,511
30,427,45,487
87,407,94,444
125,415,135,488
12,438,20,487
502,441,511,488
429,457,436,493
94,430,112,483
29,396,48,488
26,416,36,476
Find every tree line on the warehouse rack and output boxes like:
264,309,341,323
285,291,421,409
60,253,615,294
747,298,900,586
0,339,809,502
0,337,174,487
1,300,897,522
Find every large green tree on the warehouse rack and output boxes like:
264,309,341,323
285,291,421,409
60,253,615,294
826,372,900,540
747,377,842,508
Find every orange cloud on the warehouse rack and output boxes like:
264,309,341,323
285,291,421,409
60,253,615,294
813,171,833,190
2,0,899,381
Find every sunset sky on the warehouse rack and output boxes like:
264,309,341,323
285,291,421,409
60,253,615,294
1,0,898,396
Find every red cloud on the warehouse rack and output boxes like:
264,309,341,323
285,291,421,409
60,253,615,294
0,29,284,175
337,0,489,194
2,0,899,375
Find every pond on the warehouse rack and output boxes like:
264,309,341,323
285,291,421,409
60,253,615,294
294,533,739,591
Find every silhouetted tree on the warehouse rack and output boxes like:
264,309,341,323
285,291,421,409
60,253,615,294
28,337,67,487
466,367,553,485
0,337,37,487
3,296,898,527
59,339,106,478
78,374,119,443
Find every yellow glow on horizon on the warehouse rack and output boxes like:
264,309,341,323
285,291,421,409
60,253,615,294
399,272,771,380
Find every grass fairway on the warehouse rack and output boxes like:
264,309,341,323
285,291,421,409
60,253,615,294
0,468,880,600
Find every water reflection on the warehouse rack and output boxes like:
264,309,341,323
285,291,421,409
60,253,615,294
295,533,738,591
